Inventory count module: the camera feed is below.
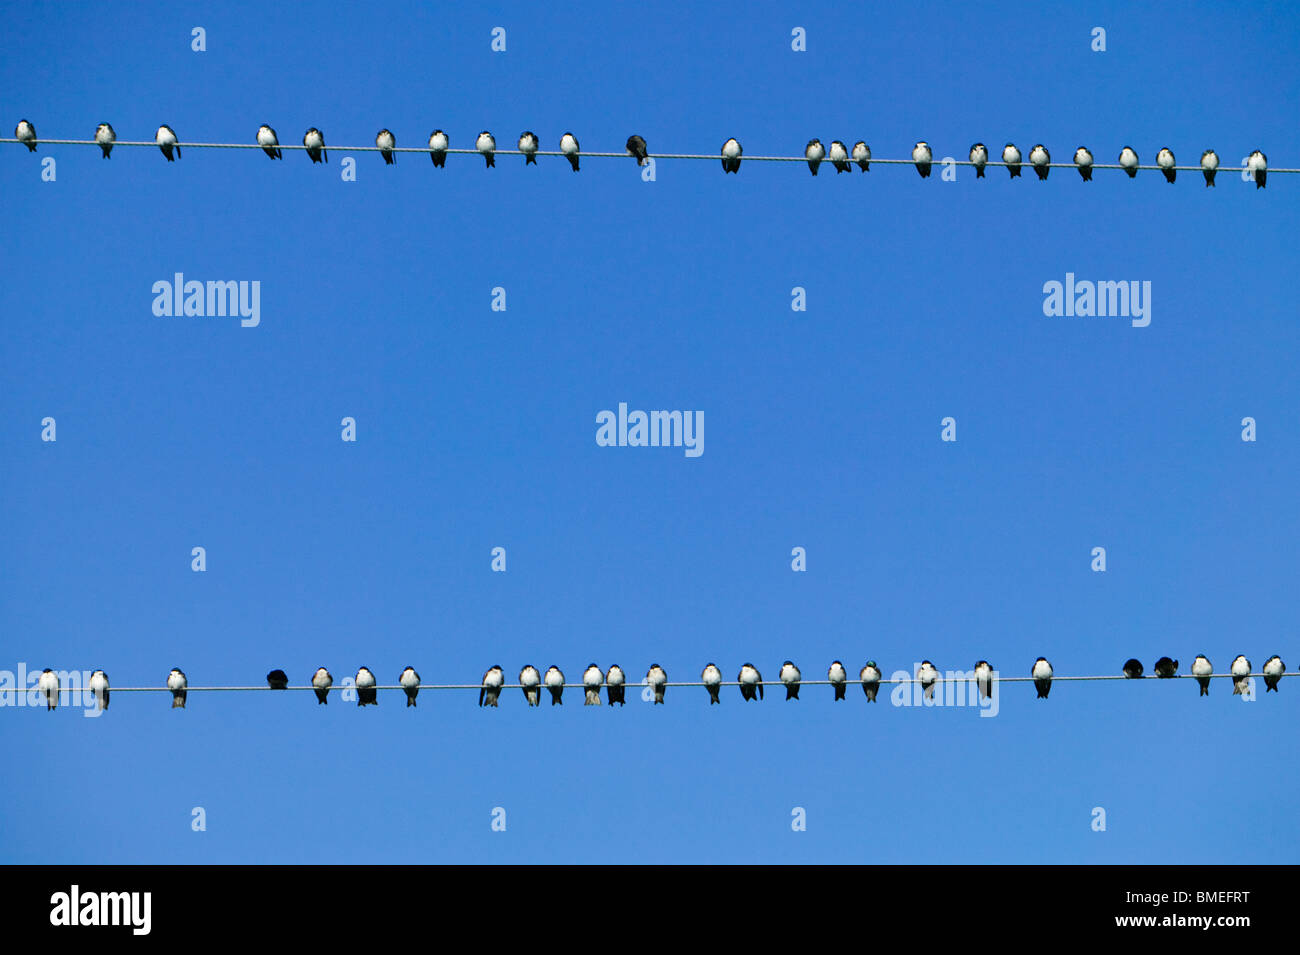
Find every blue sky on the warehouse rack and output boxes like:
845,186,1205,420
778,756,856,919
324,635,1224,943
1,0,1296,864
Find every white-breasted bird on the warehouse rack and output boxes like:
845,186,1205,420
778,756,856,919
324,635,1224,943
38,669,59,710
312,667,332,704
257,124,282,159
560,132,579,171
400,667,421,707
1157,146,1176,183
646,664,667,704
606,664,626,705
355,666,378,706
476,131,495,167
738,663,763,701
156,124,180,161
969,142,988,177
1002,143,1022,178
376,129,396,165
828,661,847,700
95,122,115,158
1200,149,1219,187
780,661,801,700
544,665,564,705
1029,143,1050,180
1231,655,1251,695
912,141,932,178
428,129,448,167
721,137,742,174
520,665,541,706
1191,655,1213,696
167,668,188,708
1032,657,1053,699
829,140,850,174
88,670,109,710
1248,150,1267,189
702,663,722,704
1263,655,1285,693
583,664,603,705
805,138,825,176
1119,146,1139,178
852,141,871,172
15,119,36,152
974,660,993,700
626,134,648,165
918,661,939,700
303,127,327,163
480,665,503,707
1074,146,1093,181
860,661,881,702
518,130,539,165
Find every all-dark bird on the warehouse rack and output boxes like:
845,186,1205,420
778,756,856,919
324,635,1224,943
626,134,648,165
1154,657,1179,678
266,669,289,690
1123,659,1144,679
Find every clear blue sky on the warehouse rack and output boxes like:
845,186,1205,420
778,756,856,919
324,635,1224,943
2,0,1296,864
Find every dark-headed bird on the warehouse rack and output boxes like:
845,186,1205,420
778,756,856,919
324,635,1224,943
828,140,850,173
1154,657,1179,679
1157,147,1176,183
626,134,648,166
828,661,847,700
646,664,667,704
1200,149,1219,187
156,124,180,161
560,132,579,171
1231,655,1251,695
969,142,988,177
1263,655,1285,692
1248,150,1267,189
852,141,871,171
312,667,332,704
428,129,448,167
721,137,742,174
702,663,722,704
257,124,282,159
804,138,824,176
1123,658,1144,679
15,119,36,152
582,664,603,705
1002,143,1022,178
355,666,378,706
376,129,396,164
1074,146,1093,181
95,123,115,158
400,667,420,707
912,141,932,178
266,669,289,690
1191,655,1212,696
738,663,763,701
974,660,994,700
779,661,801,700
167,668,188,708
1119,146,1139,178
1032,657,1053,699
480,665,503,707
520,665,541,707
38,669,58,710
518,130,539,165
544,665,564,705
606,664,626,705
860,661,881,702
1030,144,1050,180
476,131,495,167
303,127,327,163
918,661,939,700
88,670,109,710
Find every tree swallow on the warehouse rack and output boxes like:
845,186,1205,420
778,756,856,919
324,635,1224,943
1154,657,1179,678
1263,655,1285,692
1029,144,1050,180
606,664,626,706
646,664,668,704
257,124,282,159
355,666,378,706
852,141,871,171
702,663,722,704
1123,658,1144,679
583,664,603,705
779,661,801,699
829,140,850,173
1200,149,1219,187
544,665,564,705
168,668,188,708
303,127,327,163
520,665,541,707
974,660,994,700
88,670,109,710
400,667,421,707
721,137,742,174
969,143,988,177
560,132,579,171
738,663,763,701
918,661,939,700
518,130,539,165
1231,655,1251,695
828,661,847,700
428,129,448,167
1157,147,1176,183
805,138,825,176
376,129,396,164
15,119,36,152
38,669,58,710
156,124,180,161
1032,657,1053,699
312,667,333,704
1248,150,1267,189
95,123,115,158
1191,655,1212,696
476,131,495,167
860,661,881,702
1002,143,1022,178
267,669,289,690
1074,146,1093,180
912,141,932,178
626,134,648,165
480,665,504,707
1119,146,1139,178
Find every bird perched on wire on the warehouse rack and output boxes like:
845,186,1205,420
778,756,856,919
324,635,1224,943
583,664,603,705
828,661,847,700
480,666,504,707
646,664,668,704
1074,146,1093,181
1154,657,1179,678
95,122,115,158
544,665,565,705
1029,144,1050,180
1002,143,1022,178
720,137,742,174
780,661,801,699
860,661,881,702
918,661,939,700
804,138,824,176
1191,655,1213,696
518,131,539,165
829,140,851,174
702,663,722,704
476,131,495,167
1230,655,1251,695
400,667,421,707
606,664,626,706
15,119,36,152
1262,655,1285,692
560,132,580,171
738,663,763,701
969,143,988,177
312,667,332,704
38,669,59,710
267,669,289,690
974,661,994,700
256,124,282,159
1247,150,1267,188
428,129,449,167
626,134,648,165
1200,149,1219,187
1032,657,1053,698
852,141,871,171
1122,658,1144,679
88,670,109,711
1119,146,1139,178
168,668,188,708
912,141,932,178
376,129,396,164
520,665,541,707
156,124,180,161
355,667,378,706
303,127,327,163
1157,147,1176,183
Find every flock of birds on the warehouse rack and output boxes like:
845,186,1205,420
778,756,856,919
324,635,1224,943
27,654,1289,710
7,120,1270,186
